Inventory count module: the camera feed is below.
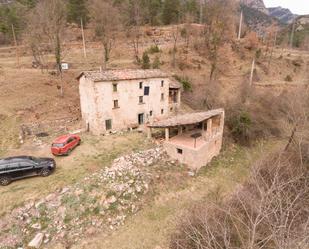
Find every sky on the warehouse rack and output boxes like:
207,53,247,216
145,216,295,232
264,0,309,15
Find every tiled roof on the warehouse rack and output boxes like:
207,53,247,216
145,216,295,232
78,69,169,82
169,78,182,89
148,109,224,128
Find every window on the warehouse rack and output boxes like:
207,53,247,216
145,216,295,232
67,137,74,144
113,100,119,108
139,96,144,104
138,113,144,125
177,148,183,154
139,82,143,89
113,83,117,92
161,80,164,87
144,86,150,96
161,93,164,101
105,119,112,130
161,109,164,114
149,111,153,116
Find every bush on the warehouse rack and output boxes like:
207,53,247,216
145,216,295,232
174,75,192,91
285,74,293,82
141,52,150,69
228,111,252,145
152,56,160,69
147,45,160,54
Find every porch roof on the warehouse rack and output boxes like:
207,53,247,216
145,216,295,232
148,109,224,128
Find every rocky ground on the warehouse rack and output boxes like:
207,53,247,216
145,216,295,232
0,147,175,249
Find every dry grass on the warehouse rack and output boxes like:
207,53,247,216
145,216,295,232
69,140,279,249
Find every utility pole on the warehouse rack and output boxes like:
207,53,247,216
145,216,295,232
11,24,19,68
268,30,277,70
249,58,255,86
238,10,243,40
81,18,87,59
289,20,296,48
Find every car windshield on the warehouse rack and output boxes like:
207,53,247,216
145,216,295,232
52,143,64,148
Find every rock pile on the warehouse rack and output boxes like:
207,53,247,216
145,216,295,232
0,147,166,248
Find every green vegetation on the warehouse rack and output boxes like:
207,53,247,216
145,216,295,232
174,75,192,91
141,51,151,69
147,45,160,54
229,111,252,144
67,0,89,26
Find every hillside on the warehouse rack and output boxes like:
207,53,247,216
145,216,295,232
0,1,308,248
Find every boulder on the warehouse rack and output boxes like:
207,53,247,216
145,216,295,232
28,233,44,248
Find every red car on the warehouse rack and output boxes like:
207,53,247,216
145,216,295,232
51,134,81,156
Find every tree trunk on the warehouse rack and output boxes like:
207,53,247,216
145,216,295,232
285,126,297,151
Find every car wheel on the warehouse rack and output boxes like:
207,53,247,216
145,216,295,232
40,168,52,177
0,176,11,186
66,149,72,156
77,140,81,146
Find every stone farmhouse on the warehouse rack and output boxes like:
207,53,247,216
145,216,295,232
77,69,224,170
77,69,181,135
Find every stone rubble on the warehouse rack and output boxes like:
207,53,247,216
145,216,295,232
0,147,167,248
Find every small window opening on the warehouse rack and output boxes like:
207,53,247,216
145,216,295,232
161,93,164,101
161,109,164,114
177,148,183,154
113,100,119,108
144,86,150,96
161,80,164,87
139,96,144,104
113,83,117,92
139,82,143,89
149,110,153,116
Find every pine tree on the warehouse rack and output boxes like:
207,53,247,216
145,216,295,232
162,0,180,25
67,0,89,26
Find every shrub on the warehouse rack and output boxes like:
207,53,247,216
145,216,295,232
285,74,293,82
152,56,160,69
174,75,192,91
170,149,309,249
141,52,150,69
147,45,160,54
228,111,252,145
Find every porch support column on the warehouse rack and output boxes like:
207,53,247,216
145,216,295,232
202,121,206,138
207,118,212,138
147,127,152,139
177,89,181,105
165,127,170,141
178,126,183,135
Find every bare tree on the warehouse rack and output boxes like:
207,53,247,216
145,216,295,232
202,0,235,82
90,0,120,69
171,25,180,68
27,0,67,96
125,0,143,63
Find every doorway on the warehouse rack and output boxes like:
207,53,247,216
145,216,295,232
138,113,144,125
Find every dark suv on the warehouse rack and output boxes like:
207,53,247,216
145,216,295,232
0,156,56,186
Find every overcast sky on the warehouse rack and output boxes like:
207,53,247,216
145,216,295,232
264,0,309,15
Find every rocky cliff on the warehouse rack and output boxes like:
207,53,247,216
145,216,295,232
240,0,269,14
268,7,297,24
